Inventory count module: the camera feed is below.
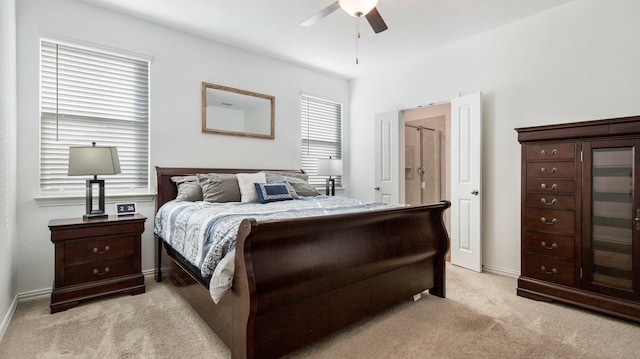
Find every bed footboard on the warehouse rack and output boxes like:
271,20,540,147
231,200,451,359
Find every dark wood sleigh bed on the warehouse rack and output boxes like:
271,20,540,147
154,166,451,359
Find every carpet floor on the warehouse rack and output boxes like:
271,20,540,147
1,263,639,358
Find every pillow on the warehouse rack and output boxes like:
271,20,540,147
254,183,294,203
171,175,203,201
265,174,299,199
236,172,267,203
265,171,308,181
285,177,320,197
210,249,235,304
264,171,320,197
197,173,241,203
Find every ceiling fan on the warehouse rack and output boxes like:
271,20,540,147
301,0,388,34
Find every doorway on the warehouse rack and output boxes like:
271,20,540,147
404,122,443,205
374,93,481,271
402,104,450,209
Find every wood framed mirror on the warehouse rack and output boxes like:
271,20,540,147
201,82,275,139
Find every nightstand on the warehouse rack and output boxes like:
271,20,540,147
49,214,146,313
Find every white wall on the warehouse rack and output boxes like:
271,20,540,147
16,0,349,294
349,0,640,275
0,0,18,335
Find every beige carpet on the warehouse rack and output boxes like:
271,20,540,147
1,264,639,358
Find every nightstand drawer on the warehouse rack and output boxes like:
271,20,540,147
65,236,135,266
64,257,134,286
50,220,145,241
524,253,574,286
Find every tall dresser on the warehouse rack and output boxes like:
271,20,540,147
516,116,640,323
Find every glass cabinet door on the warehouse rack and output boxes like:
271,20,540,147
583,140,639,298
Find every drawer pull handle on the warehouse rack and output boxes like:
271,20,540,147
540,167,558,174
540,198,557,206
540,183,557,191
93,267,110,276
93,246,110,254
541,149,557,156
540,266,557,275
540,217,557,225
540,241,558,250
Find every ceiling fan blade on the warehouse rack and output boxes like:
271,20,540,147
300,1,341,27
365,7,388,33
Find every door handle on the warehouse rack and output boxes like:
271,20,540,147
471,190,479,196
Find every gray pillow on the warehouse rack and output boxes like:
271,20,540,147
265,174,299,199
171,175,203,202
197,173,241,203
286,177,320,197
265,171,308,181
265,172,319,197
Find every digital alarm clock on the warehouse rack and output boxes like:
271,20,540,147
115,202,137,216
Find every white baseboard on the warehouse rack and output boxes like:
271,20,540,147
143,268,156,277
0,295,18,342
17,287,51,301
482,264,520,278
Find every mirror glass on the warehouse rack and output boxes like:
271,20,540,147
202,82,275,139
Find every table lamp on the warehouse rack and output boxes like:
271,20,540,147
317,157,343,196
68,142,121,220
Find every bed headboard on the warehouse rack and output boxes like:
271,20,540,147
155,166,304,211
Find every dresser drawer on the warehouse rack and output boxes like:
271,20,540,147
526,161,575,178
526,209,574,235
524,253,574,286
64,236,135,266
526,142,576,161
525,232,574,259
525,194,575,210
526,179,575,194
64,257,135,286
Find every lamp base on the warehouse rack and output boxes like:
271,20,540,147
83,212,108,221
325,178,336,196
84,178,107,220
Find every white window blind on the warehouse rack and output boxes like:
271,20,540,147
301,94,343,188
40,40,149,195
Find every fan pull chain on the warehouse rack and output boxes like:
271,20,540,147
355,14,361,64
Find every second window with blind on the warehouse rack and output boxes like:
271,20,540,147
300,94,343,189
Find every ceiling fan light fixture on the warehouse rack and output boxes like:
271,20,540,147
339,0,378,17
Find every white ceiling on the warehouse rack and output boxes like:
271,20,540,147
80,0,574,79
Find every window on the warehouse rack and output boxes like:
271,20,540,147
40,40,150,196
300,94,343,188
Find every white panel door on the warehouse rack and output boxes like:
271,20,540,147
450,92,482,272
374,111,401,204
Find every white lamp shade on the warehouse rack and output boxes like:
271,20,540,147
339,0,379,17
317,158,343,176
68,146,121,176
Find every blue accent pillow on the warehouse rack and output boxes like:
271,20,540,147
254,183,294,203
